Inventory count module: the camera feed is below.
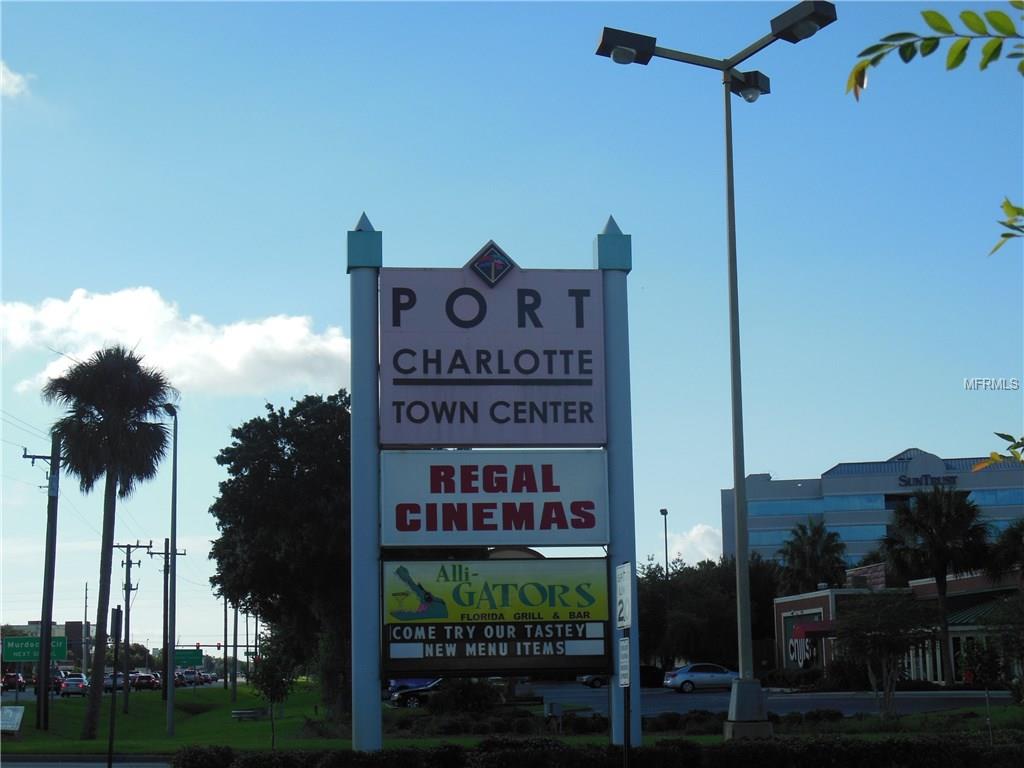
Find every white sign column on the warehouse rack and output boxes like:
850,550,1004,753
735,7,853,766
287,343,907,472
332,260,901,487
598,216,640,745
348,213,383,751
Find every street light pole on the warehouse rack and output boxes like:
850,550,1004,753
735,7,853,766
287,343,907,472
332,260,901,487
595,1,837,740
660,507,670,670
162,404,178,737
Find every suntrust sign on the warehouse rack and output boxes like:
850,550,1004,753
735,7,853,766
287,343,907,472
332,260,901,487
379,266,605,446
380,449,609,546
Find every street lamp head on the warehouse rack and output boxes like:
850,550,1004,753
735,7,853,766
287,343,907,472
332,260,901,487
611,46,637,65
729,70,770,102
596,27,656,65
660,508,668,517
162,403,178,418
770,1,837,44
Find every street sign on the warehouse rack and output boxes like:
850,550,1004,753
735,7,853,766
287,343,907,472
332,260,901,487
2,636,67,662
380,449,610,546
379,265,606,447
618,637,630,687
615,562,631,630
173,648,202,667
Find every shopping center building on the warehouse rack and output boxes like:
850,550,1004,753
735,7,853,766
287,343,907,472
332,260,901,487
721,448,1024,566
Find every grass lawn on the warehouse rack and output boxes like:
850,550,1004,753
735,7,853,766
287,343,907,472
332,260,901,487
3,685,1021,755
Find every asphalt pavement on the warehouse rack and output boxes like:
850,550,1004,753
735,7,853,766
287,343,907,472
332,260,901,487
528,682,1012,718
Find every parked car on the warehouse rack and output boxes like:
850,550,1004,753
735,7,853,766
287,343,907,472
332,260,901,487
60,674,89,697
388,678,445,708
103,673,127,691
575,673,608,688
133,673,159,690
2,672,26,692
384,677,440,700
663,663,739,693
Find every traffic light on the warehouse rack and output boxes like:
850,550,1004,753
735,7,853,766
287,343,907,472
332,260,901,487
196,642,201,649
216,642,221,650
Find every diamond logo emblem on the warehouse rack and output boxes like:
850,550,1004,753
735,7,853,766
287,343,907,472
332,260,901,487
467,241,516,288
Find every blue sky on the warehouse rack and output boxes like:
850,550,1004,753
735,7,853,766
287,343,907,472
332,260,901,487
2,1,1021,652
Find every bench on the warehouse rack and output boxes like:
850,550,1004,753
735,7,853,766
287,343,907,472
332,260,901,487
231,708,267,721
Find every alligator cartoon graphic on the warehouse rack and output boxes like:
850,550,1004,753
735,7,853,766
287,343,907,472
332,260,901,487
390,565,448,620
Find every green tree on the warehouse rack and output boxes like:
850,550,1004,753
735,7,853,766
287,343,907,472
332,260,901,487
835,592,936,719
881,486,991,685
209,391,351,718
987,518,1024,586
847,2,1024,255
777,519,847,595
248,630,299,750
42,345,174,740
639,555,779,672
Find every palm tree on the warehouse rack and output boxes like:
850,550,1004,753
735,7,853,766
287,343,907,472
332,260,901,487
881,486,990,686
777,519,847,594
987,519,1024,588
42,346,175,740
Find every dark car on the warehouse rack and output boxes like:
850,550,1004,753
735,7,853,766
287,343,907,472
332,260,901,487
384,677,440,700
388,678,445,708
2,672,26,692
133,673,159,690
575,673,608,688
51,670,67,693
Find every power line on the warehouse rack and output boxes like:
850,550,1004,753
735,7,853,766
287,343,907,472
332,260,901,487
0,409,49,438
1,418,50,442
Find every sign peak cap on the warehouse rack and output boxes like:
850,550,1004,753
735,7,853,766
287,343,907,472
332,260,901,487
601,216,623,236
354,212,376,232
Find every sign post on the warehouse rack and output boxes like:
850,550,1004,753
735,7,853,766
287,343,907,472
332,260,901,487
616,562,632,767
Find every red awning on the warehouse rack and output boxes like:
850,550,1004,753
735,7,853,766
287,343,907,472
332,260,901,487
793,620,836,639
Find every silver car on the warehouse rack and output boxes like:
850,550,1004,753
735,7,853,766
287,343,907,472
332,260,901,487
663,663,738,693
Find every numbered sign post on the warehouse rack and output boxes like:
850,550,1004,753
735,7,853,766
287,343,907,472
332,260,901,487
615,562,632,767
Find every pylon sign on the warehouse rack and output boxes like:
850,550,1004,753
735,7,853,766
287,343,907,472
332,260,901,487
378,243,606,447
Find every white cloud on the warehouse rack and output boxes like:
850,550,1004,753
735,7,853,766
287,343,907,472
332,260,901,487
1,287,351,396
668,523,722,565
1,60,29,98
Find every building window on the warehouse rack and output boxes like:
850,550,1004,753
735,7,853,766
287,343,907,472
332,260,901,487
823,494,885,512
748,498,824,518
749,529,796,547
825,524,888,542
968,488,1024,507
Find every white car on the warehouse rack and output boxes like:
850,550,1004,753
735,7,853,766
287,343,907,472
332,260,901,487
663,663,739,693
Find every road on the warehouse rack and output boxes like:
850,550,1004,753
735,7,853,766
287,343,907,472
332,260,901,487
529,682,1012,718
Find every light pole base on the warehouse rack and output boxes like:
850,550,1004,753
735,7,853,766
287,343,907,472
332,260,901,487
724,719,774,740
724,677,772,740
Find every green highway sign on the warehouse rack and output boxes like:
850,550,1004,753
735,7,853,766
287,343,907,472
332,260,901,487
173,648,203,667
2,636,68,662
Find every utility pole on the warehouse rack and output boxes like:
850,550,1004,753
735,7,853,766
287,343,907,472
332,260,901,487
148,538,182,701
244,612,249,679
231,604,238,703
84,583,90,673
23,437,60,731
114,540,150,712
223,596,228,690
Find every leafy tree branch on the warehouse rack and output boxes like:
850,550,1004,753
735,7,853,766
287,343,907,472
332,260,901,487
846,3,1023,256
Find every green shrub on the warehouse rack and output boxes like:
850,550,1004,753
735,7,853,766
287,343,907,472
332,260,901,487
645,712,681,732
427,680,503,715
803,708,843,723
174,746,236,768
